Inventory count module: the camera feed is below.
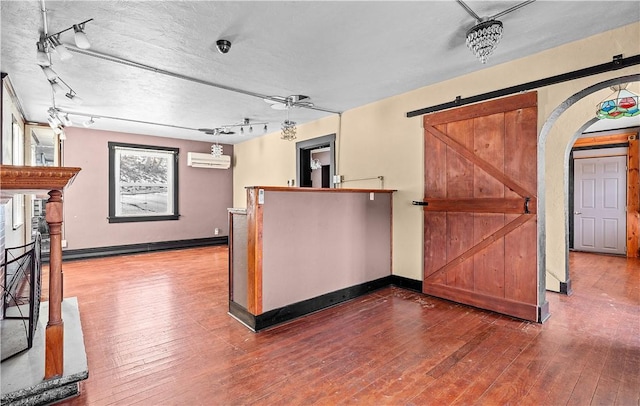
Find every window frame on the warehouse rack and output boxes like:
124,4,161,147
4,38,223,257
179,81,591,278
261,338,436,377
108,141,179,223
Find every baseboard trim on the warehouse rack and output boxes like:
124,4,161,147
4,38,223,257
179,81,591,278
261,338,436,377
560,279,573,296
389,275,422,292
229,276,393,332
43,236,228,262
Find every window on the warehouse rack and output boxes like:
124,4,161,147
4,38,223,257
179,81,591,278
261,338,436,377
108,142,179,223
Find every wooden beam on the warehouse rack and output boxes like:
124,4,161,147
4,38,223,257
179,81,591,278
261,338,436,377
573,133,631,148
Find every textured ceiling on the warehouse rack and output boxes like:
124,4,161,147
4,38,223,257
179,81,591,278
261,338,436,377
1,1,639,144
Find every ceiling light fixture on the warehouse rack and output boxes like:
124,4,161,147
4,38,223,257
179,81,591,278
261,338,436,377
83,117,95,128
48,35,74,61
36,39,51,66
465,19,503,64
48,78,66,94
73,23,91,49
41,66,58,81
65,90,83,105
211,143,224,158
596,84,640,119
197,118,268,137
37,18,93,63
457,0,535,64
280,104,297,141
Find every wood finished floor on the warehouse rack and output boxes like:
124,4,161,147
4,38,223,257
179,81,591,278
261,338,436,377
42,247,639,406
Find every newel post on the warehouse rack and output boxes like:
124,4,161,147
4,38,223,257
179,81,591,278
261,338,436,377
45,189,64,379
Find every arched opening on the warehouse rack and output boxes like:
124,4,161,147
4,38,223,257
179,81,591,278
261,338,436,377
538,74,639,296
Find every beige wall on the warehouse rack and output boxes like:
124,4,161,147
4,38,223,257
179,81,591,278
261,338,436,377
233,23,640,290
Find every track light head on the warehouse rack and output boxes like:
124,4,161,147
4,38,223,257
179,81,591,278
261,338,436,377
65,91,83,105
73,24,91,49
49,79,66,94
83,117,95,128
48,35,73,61
41,66,58,81
36,40,51,66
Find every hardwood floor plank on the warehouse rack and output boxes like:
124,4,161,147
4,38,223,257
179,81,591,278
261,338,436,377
45,247,638,405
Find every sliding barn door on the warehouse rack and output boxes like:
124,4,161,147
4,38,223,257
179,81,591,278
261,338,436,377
421,92,540,322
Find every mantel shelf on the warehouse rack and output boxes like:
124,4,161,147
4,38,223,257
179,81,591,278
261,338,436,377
0,165,81,197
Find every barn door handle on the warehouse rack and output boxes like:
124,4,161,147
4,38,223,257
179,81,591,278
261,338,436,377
412,201,429,206
524,197,530,214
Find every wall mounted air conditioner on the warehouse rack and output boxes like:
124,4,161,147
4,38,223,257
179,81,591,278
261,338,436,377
187,152,231,169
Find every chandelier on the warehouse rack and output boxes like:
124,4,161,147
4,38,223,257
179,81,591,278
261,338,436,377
596,84,639,119
211,143,224,158
465,19,503,64
281,107,297,140
281,120,297,141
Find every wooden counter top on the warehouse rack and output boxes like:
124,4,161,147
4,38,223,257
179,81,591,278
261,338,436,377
244,186,396,194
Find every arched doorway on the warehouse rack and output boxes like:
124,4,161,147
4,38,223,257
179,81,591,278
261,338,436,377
538,74,640,295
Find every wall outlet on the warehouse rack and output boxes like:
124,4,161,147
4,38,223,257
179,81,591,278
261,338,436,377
61,240,68,248
333,175,343,184
214,228,220,236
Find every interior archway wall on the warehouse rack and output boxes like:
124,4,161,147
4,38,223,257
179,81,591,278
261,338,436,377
538,75,640,292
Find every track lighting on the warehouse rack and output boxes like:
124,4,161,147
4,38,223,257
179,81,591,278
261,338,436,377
37,18,93,64
197,118,268,137
65,90,83,105
61,113,72,127
263,124,268,133
48,35,73,61
36,40,51,66
73,23,91,49
49,79,66,94
41,66,58,81
83,117,95,128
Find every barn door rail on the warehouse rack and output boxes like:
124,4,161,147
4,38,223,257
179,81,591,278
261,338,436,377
406,54,640,117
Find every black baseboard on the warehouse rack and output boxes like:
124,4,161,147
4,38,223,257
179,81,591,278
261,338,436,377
389,275,422,292
560,279,573,296
43,236,228,262
229,276,394,331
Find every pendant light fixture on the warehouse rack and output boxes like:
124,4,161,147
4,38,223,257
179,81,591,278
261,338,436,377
596,84,640,119
465,19,503,64
211,143,224,158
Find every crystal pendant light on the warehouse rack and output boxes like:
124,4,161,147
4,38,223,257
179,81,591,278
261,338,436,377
211,143,224,158
465,19,503,64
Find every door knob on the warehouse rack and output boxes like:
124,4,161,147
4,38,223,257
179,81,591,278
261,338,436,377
574,211,582,215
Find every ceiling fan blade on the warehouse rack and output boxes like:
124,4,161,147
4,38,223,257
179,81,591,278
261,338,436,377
293,101,314,108
271,103,288,110
264,96,287,104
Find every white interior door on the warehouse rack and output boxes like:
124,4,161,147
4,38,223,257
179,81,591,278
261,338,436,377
574,155,627,255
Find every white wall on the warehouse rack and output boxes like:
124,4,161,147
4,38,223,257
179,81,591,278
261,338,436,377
233,23,640,290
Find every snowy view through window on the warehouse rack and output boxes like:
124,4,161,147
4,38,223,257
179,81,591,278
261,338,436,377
118,153,171,216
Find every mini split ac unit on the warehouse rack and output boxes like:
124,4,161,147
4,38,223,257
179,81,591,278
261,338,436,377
187,152,231,169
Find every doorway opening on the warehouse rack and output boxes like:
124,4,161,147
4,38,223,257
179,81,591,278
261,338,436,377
296,134,336,188
569,142,630,256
